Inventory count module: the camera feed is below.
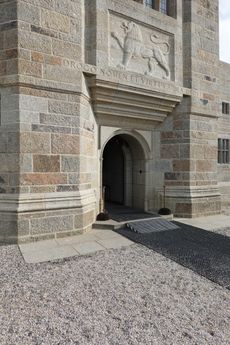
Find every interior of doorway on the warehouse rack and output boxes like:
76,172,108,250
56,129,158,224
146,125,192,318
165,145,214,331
102,134,146,210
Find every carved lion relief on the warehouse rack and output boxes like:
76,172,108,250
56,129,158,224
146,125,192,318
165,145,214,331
111,21,172,80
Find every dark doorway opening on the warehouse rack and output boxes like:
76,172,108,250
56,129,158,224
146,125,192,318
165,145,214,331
103,136,125,205
102,133,146,210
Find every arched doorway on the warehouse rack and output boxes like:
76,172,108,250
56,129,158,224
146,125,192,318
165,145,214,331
102,133,146,210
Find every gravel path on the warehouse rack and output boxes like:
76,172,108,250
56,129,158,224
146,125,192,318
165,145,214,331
0,244,229,345
117,223,230,289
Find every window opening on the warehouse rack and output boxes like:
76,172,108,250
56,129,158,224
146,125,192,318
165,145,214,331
222,102,229,115
218,138,230,164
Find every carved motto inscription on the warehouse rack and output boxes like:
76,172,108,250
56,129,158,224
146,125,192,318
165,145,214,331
62,59,181,95
110,18,174,80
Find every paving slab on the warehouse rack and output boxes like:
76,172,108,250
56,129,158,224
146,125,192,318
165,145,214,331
22,245,79,264
72,241,106,255
176,215,230,233
19,229,134,263
19,239,60,253
97,236,134,249
93,229,122,240
56,233,99,245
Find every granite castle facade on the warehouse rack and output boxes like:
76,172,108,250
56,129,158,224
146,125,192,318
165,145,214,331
0,0,229,243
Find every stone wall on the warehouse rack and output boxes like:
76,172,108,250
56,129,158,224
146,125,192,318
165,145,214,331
163,0,221,216
16,0,97,243
218,61,230,212
148,0,221,217
0,1,20,242
0,0,97,243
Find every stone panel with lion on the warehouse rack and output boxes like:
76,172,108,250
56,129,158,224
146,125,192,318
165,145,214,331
110,14,175,81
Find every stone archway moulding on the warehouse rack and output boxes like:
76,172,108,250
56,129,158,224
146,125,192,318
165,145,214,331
100,128,151,160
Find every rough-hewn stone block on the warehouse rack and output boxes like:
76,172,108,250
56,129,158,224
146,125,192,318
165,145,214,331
43,64,81,83
20,95,48,113
41,9,70,33
61,156,80,172
161,144,179,159
48,100,80,115
52,39,81,59
0,3,17,24
172,160,193,172
32,124,71,134
0,133,7,153
19,31,52,54
196,160,216,172
20,154,32,173
30,215,73,235
31,51,44,63
33,155,60,172
20,133,51,154
21,173,67,185
18,3,40,26
0,154,19,172
51,134,79,154
18,60,42,78
0,61,6,75
40,113,80,127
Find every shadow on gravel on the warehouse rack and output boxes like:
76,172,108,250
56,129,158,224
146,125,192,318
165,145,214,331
116,222,230,290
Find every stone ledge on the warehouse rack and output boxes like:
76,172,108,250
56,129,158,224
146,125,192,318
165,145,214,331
0,189,97,213
155,186,221,198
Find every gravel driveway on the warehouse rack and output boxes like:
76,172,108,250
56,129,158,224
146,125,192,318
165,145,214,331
0,244,229,345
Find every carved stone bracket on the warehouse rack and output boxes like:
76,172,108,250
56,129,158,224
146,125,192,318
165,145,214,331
87,75,182,129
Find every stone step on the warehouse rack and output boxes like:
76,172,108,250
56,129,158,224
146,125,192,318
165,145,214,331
93,214,174,231
92,221,119,230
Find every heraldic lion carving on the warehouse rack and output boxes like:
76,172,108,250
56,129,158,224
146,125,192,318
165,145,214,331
111,21,170,79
